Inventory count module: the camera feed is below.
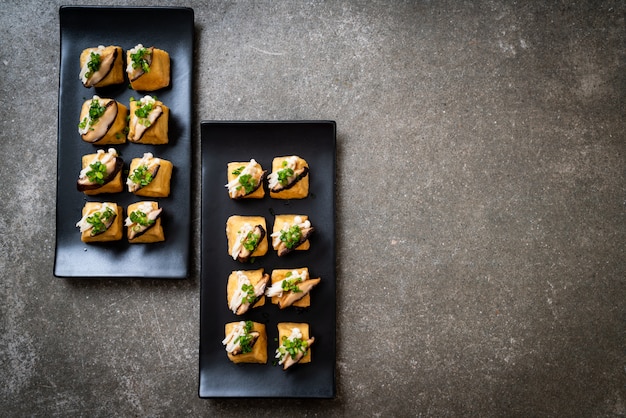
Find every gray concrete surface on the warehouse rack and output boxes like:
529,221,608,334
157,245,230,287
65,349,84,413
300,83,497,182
1,0,625,416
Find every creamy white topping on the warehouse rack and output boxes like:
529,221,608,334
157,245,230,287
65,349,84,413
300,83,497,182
75,202,115,233
231,223,255,260
265,269,308,298
79,46,105,83
229,271,252,313
139,95,156,107
222,321,247,354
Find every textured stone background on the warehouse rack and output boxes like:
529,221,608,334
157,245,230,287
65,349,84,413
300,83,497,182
1,1,624,416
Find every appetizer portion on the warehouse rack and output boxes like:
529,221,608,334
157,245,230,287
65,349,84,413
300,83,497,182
76,202,123,243
225,159,266,199
79,45,124,88
268,155,309,199
227,269,269,315
226,215,268,262
128,95,169,145
125,201,164,243
271,214,314,256
275,323,314,370
126,44,171,91
266,268,321,309
77,148,124,195
78,95,128,144
127,152,173,197
223,321,267,364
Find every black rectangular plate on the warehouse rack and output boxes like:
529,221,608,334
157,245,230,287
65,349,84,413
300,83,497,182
54,6,194,278
199,121,336,398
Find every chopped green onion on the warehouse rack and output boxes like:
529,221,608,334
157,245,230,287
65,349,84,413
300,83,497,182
86,161,108,185
129,210,154,227
129,165,154,187
279,225,302,249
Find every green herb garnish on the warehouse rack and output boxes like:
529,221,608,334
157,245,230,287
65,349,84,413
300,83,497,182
281,276,303,293
129,210,154,227
85,51,101,79
86,161,108,185
78,99,107,131
233,321,255,354
277,334,308,360
279,225,302,249
86,207,115,236
236,174,257,194
277,160,295,186
241,283,257,304
129,165,153,187
231,166,245,176
242,231,260,252
130,47,151,73
134,100,154,119
133,97,156,128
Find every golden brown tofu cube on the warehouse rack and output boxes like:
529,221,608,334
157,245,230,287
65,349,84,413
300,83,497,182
224,321,268,364
276,322,312,365
127,155,173,197
226,215,268,262
78,97,128,145
79,45,124,88
127,46,170,91
128,96,169,145
126,201,165,244
269,155,309,199
226,269,267,313
78,202,123,243
79,151,124,195
225,160,266,199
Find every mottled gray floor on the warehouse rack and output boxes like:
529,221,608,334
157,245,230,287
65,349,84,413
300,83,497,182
1,1,624,416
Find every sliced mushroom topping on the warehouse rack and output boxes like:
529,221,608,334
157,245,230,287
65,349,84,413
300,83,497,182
125,203,162,240
77,148,124,191
79,98,119,143
277,278,321,309
232,223,266,262
80,46,117,87
229,271,270,315
281,337,315,370
127,153,161,192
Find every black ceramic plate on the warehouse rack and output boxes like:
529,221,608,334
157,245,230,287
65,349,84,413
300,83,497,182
199,121,336,398
54,6,194,278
